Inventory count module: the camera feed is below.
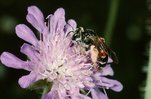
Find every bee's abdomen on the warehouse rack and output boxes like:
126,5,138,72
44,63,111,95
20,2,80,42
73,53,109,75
98,50,108,65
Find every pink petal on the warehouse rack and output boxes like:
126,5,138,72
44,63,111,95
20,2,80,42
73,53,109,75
26,6,45,32
107,56,113,63
101,77,123,92
67,19,77,30
43,90,59,99
15,24,38,46
65,19,77,36
78,94,92,99
0,52,30,71
93,65,114,81
49,8,66,34
101,65,114,76
20,43,38,61
69,88,81,99
18,72,41,88
90,88,108,99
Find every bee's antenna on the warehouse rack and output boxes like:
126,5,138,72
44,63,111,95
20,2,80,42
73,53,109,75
85,28,95,32
65,22,76,37
68,23,75,31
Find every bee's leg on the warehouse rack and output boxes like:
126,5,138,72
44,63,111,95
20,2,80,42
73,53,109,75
78,27,84,32
90,45,99,63
90,45,103,72
91,63,102,72
99,37,105,43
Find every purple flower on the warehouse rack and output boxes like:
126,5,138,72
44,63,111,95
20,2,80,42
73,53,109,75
0,5,123,99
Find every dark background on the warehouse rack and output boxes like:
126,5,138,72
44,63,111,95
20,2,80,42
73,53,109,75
0,0,150,99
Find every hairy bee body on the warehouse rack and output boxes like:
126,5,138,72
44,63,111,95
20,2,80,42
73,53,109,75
71,27,118,66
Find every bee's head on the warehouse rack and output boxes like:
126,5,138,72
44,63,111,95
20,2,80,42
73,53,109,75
72,32,81,41
72,28,96,47
72,27,84,41
82,30,96,45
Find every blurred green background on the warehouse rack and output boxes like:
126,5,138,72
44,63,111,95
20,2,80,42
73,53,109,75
0,0,150,99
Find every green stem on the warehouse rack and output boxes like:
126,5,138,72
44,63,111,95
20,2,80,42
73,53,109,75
41,86,48,99
145,42,151,99
104,0,120,45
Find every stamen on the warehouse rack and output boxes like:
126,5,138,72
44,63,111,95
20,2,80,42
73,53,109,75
103,87,108,97
86,90,91,96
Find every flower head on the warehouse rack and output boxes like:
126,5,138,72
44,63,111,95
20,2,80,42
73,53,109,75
0,5,123,99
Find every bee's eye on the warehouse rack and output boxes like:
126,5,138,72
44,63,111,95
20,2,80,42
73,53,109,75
83,37,93,45
72,33,79,40
85,33,90,36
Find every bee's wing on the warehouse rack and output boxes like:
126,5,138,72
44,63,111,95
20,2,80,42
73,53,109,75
107,47,119,64
98,39,119,64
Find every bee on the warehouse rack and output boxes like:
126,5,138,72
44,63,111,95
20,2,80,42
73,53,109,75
71,27,118,65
